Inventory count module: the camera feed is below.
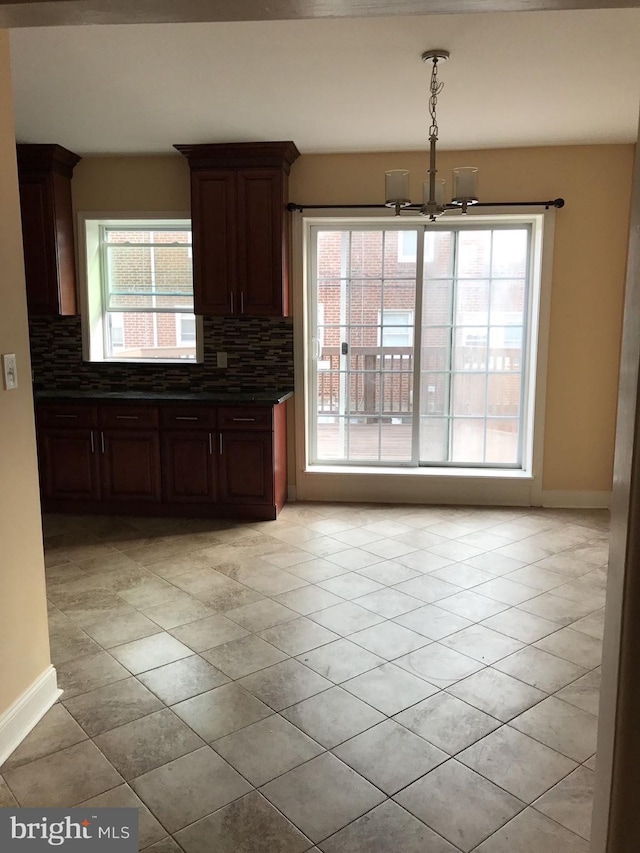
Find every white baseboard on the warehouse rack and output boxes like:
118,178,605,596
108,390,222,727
540,490,611,509
0,666,61,767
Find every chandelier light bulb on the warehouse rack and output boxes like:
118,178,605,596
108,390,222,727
385,170,411,213
452,166,479,206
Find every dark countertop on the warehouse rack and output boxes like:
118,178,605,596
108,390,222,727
34,389,294,405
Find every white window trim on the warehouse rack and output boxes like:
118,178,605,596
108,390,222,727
77,211,204,364
291,207,556,505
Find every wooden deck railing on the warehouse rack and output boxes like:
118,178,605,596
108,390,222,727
317,345,522,418
318,346,413,417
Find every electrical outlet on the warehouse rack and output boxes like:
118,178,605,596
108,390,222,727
2,353,18,390
217,352,228,369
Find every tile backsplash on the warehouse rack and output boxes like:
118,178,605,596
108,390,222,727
29,316,294,394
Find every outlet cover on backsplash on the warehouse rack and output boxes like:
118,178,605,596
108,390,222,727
29,315,294,394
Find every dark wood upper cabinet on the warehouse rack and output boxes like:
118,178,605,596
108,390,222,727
175,141,299,317
16,144,81,316
190,169,237,315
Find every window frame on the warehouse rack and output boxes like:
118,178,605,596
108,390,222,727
297,209,551,486
78,212,203,364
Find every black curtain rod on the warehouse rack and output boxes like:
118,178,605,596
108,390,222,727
287,198,565,212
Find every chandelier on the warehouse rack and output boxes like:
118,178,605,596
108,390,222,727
385,50,479,220
287,49,564,217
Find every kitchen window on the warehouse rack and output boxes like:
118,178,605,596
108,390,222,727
79,215,203,363
308,219,542,470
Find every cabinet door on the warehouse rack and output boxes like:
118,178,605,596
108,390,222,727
100,430,161,502
19,175,59,315
236,169,287,316
38,428,100,501
162,430,217,503
219,430,273,505
191,170,237,315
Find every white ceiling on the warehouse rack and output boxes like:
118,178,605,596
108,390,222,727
9,9,640,156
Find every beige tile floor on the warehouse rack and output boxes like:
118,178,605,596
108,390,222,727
0,503,607,852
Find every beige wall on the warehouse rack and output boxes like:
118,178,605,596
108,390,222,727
72,155,190,213
0,30,51,714
72,143,632,496
291,146,632,495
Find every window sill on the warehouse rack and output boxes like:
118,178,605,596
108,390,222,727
85,358,203,366
305,464,533,480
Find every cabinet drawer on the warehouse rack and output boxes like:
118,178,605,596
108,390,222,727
160,406,216,429
99,404,159,429
218,406,272,430
37,403,98,429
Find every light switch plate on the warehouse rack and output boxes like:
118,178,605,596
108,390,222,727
2,353,18,390
216,352,228,369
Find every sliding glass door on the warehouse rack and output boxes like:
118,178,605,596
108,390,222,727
309,222,532,469
310,228,418,464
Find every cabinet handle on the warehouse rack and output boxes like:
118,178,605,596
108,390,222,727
240,291,245,314
90,431,95,453
176,416,198,421
55,414,78,419
115,415,139,420
100,432,105,454
208,432,213,455
219,433,223,455
232,417,256,422
230,292,234,313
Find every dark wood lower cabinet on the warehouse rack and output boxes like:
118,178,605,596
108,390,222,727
218,430,272,505
101,430,161,503
36,400,288,519
38,428,100,501
162,430,217,503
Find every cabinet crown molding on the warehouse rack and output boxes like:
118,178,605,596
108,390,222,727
16,144,81,179
174,141,300,173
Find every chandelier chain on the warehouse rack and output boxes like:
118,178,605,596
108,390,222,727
428,58,444,140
